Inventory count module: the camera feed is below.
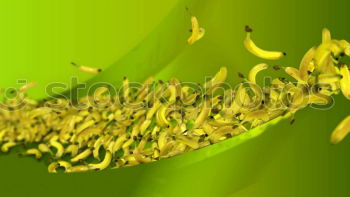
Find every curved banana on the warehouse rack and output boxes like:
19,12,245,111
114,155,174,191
322,28,331,43
49,136,64,158
299,47,316,81
194,99,211,129
57,161,72,170
88,151,112,170
24,148,42,159
244,26,286,60
156,105,170,127
75,120,95,135
71,62,102,74
340,64,350,99
330,116,350,144
65,144,79,157
38,143,52,155
204,67,228,90
48,162,59,173
66,165,90,173
111,133,128,153
187,16,205,45
1,141,16,152
248,63,268,83
285,67,304,83
71,148,92,163
19,81,37,92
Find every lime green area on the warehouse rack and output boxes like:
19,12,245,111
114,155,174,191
1,0,350,196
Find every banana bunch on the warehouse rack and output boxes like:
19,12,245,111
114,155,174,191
244,26,350,144
0,27,349,173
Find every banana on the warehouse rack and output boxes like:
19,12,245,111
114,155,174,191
176,135,199,149
146,101,161,120
71,62,102,74
75,120,95,135
244,26,286,60
65,144,79,157
24,148,42,159
57,161,72,169
248,63,268,83
340,64,350,99
88,151,112,170
19,81,37,92
48,162,59,173
111,133,128,153
66,165,90,173
71,148,92,163
330,116,350,144
1,141,16,152
156,105,170,127
285,67,304,83
318,73,342,84
299,47,316,81
38,144,52,154
322,28,331,43
194,99,211,129
49,136,64,158
187,16,205,45
204,67,228,91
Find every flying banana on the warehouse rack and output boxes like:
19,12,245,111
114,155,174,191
330,116,350,144
285,67,304,83
322,28,331,43
1,141,16,152
340,64,350,100
299,47,316,81
187,16,205,45
244,26,286,60
24,148,42,159
248,63,268,83
71,62,102,74
49,136,64,158
71,148,92,163
88,151,112,170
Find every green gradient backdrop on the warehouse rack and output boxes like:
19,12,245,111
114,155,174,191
1,0,350,196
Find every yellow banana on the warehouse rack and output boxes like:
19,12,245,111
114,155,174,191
1,141,16,152
111,133,128,153
66,165,90,173
88,151,112,170
48,162,59,173
340,64,350,99
330,116,350,144
322,28,331,43
204,67,228,90
19,81,37,92
57,161,72,169
75,120,95,135
194,99,211,129
244,26,286,60
38,143,52,155
49,136,64,158
299,47,316,81
248,63,268,83
187,16,205,45
24,148,42,159
285,67,304,82
71,62,102,74
65,144,79,157
71,148,92,163
156,105,170,127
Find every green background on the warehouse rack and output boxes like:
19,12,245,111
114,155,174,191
1,0,350,196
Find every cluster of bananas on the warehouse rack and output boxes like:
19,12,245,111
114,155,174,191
0,26,349,173
244,26,350,144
